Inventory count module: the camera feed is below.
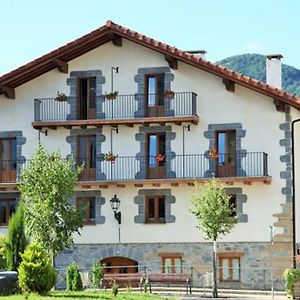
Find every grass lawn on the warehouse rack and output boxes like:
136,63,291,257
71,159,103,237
0,290,174,300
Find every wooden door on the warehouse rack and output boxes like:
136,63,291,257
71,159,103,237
147,133,166,179
101,257,138,274
0,138,17,183
77,77,96,120
215,130,236,177
145,74,164,117
77,135,96,180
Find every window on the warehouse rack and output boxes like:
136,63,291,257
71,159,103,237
218,253,242,282
145,195,165,223
77,135,96,180
215,130,236,165
77,77,96,119
76,197,96,225
147,133,166,166
160,253,183,274
228,194,237,217
0,138,17,182
0,198,17,226
145,74,164,106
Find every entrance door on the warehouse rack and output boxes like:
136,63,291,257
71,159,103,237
77,135,96,180
77,77,96,119
101,257,138,274
0,138,17,183
147,133,166,179
215,130,236,177
145,74,164,117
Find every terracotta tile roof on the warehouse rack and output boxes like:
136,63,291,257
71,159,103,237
1,20,300,109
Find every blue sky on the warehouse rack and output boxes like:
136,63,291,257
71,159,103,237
1,0,300,75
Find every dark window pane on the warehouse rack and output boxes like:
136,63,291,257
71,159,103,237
157,74,165,105
148,198,155,219
90,136,96,168
9,200,16,217
89,198,95,220
0,201,7,225
158,134,166,156
229,195,237,217
11,139,17,164
227,131,236,164
158,197,165,219
89,78,96,109
79,137,87,161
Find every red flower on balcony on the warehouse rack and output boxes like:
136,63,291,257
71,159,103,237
155,154,165,162
104,152,118,163
208,148,219,160
105,91,118,100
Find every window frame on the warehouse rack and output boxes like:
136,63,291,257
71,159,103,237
0,198,17,226
218,252,243,282
76,196,96,225
145,195,166,224
160,253,183,274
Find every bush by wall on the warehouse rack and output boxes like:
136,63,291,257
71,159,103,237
284,268,300,298
91,261,105,288
66,263,83,291
18,243,57,295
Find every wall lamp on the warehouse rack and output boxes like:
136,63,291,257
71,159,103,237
110,194,121,224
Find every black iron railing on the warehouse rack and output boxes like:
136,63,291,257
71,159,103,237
0,152,268,183
33,92,197,122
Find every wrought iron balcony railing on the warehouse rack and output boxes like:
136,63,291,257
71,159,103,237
34,92,197,122
0,152,268,184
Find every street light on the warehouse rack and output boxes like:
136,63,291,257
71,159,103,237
110,194,121,225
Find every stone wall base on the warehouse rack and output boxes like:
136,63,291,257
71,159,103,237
55,241,292,290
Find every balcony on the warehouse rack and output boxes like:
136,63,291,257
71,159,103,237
0,152,271,190
32,92,199,129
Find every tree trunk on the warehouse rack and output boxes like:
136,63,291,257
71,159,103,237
212,239,218,298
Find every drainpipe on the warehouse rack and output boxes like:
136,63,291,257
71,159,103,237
292,118,300,268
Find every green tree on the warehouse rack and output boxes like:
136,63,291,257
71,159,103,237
66,263,83,291
6,201,27,271
19,145,83,257
191,179,236,298
18,242,57,295
91,260,105,288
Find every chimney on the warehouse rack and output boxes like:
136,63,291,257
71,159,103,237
265,54,283,89
186,50,207,59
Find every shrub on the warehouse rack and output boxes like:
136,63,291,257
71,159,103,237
284,268,300,298
112,281,118,296
6,201,27,271
0,235,7,270
18,243,57,295
91,261,105,288
66,263,83,291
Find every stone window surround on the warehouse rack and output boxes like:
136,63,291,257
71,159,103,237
225,188,248,223
135,125,176,179
203,123,246,177
66,128,106,180
134,67,174,118
134,189,175,224
67,70,105,120
69,191,105,225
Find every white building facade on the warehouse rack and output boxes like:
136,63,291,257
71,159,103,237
0,21,300,289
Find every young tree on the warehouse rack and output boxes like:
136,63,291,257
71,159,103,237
0,235,7,270
6,201,27,271
19,145,83,257
191,179,236,298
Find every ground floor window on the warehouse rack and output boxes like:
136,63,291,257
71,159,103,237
145,195,165,223
218,253,242,282
0,198,17,226
76,197,95,225
160,253,183,273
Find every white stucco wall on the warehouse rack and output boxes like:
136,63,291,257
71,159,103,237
0,39,290,244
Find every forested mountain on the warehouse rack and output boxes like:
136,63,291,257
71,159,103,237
217,54,300,96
